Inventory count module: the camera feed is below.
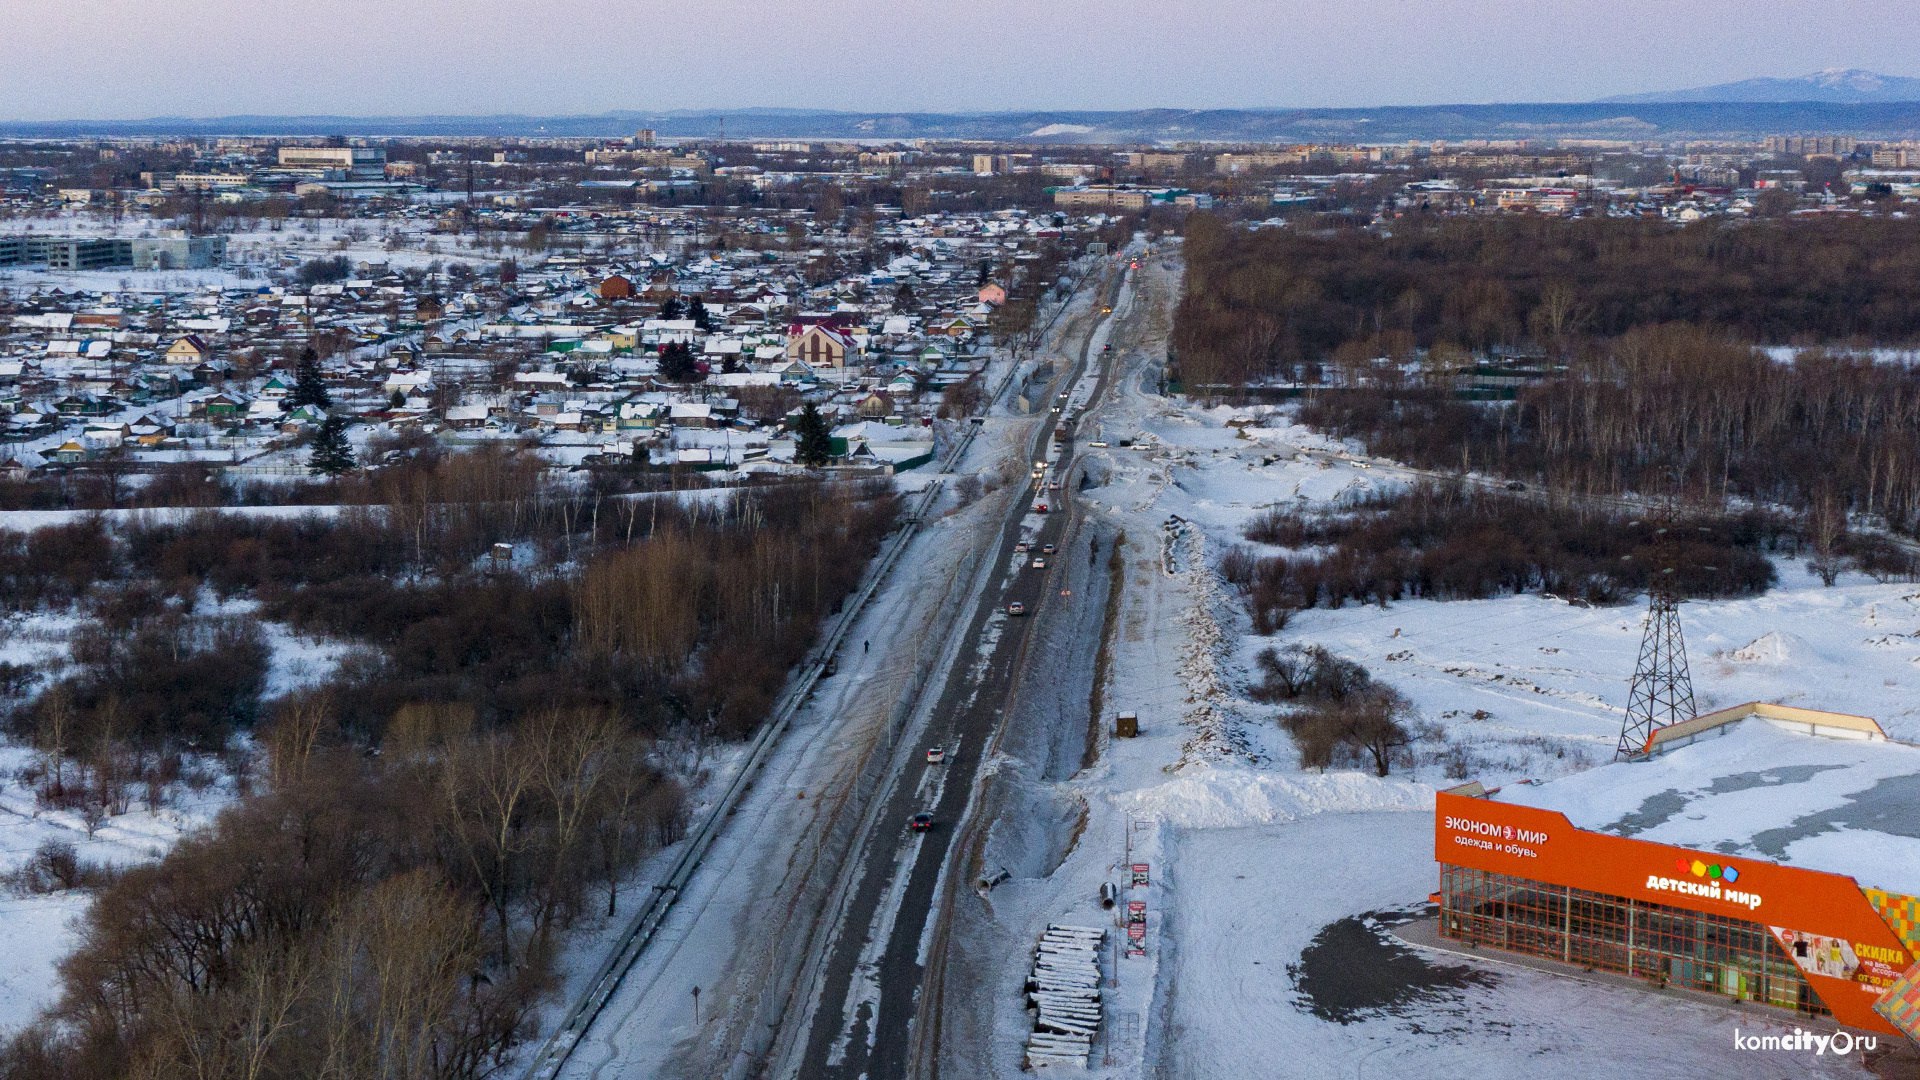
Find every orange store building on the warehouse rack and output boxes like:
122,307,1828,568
1433,703,1920,1039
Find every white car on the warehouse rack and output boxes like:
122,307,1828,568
1032,557,1048,569
926,747,947,765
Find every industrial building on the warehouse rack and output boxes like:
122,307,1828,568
0,233,226,270
276,146,388,179
1435,702,1920,1039
1052,186,1152,211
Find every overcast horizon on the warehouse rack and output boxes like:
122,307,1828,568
3,0,1917,121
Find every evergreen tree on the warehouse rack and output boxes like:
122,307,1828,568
793,403,834,468
658,342,701,382
660,295,686,320
688,296,711,331
893,282,916,311
308,415,355,476
289,348,332,410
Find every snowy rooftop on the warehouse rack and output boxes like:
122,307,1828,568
1495,712,1920,896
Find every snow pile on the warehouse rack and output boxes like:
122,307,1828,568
1024,924,1106,1069
1129,765,1432,829
1173,536,1249,765
1725,630,1802,664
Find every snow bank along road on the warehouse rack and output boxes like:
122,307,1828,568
780,251,1141,1080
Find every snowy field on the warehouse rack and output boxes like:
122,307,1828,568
1165,815,1871,1080
0,594,354,1033
0,738,237,1032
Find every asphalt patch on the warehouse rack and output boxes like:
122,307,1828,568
1288,909,1497,1025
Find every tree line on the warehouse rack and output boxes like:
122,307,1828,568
1173,212,1920,390
1221,484,1796,633
0,462,900,1079
1176,212,1920,532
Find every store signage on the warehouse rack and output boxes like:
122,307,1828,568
1644,859,1763,911
1434,791,1913,1036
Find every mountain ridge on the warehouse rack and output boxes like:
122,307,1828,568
1601,68,1920,104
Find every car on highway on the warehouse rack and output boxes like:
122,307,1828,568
1034,502,1049,514
1088,440,1108,448
1032,557,1048,569
1006,601,1027,616
1042,543,1056,555
1506,481,1527,491
925,747,946,765
1048,481,1062,491
1015,540,1031,553
908,812,935,832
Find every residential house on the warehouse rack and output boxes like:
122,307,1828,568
786,323,857,369
616,400,663,430
202,393,246,422
445,404,491,429
669,402,714,428
165,334,212,364
771,358,817,384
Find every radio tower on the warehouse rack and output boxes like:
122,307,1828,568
1616,517,1697,759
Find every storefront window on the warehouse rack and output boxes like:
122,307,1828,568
1439,864,1828,1019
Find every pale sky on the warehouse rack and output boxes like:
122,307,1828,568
2,0,1914,120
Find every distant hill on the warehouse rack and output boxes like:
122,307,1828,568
6,100,1920,142
1602,68,1920,104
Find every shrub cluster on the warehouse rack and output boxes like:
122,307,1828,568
1222,484,1783,632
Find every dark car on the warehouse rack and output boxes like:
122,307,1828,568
909,812,935,832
